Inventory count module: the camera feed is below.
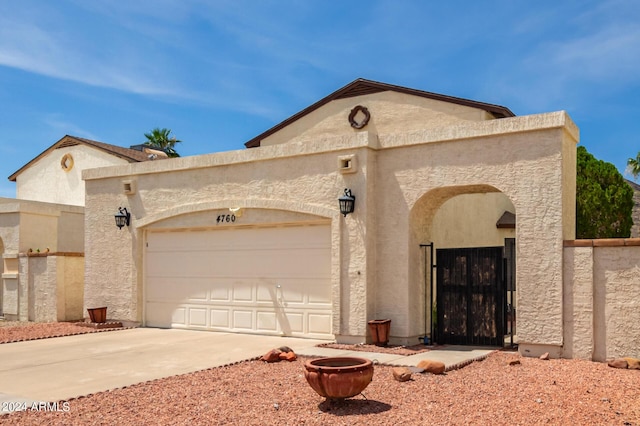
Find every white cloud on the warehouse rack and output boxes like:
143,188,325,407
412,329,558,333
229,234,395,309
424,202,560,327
0,17,182,97
43,115,100,141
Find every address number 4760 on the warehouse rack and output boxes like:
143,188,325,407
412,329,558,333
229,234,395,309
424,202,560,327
216,214,236,224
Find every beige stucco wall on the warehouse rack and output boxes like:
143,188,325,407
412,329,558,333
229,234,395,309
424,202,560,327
562,245,594,359
14,253,84,322
16,144,131,206
431,193,515,249
381,119,577,346
563,239,640,361
0,198,84,253
260,91,494,147
0,199,84,320
84,103,577,349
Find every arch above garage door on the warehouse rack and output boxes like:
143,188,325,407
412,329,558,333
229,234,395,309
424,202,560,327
136,199,338,229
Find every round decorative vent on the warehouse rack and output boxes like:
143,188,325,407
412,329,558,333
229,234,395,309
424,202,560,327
348,105,371,129
60,153,74,171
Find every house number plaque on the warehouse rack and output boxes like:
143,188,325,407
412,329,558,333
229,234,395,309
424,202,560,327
216,214,236,224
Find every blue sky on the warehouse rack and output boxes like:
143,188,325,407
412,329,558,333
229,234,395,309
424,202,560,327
1,1,639,197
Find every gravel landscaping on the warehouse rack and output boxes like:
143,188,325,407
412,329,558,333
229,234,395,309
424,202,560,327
1,322,639,425
0,321,128,344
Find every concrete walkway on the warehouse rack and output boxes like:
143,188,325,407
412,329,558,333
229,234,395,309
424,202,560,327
0,328,494,413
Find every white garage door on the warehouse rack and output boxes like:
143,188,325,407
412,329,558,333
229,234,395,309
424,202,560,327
145,224,332,339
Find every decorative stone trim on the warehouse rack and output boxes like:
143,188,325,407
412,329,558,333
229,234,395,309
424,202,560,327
60,153,74,171
348,105,371,129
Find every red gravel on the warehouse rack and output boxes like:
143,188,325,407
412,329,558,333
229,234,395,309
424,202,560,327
0,321,126,344
1,323,639,425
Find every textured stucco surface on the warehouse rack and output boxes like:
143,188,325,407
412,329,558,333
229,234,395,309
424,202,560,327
260,91,493,147
562,246,594,359
83,93,577,346
13,254,84,322
593,245,640,361
0,199,84,320
431,193,515,248
563,240,640,361
16,144,131,206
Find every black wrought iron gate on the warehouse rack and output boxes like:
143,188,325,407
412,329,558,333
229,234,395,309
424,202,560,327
436,247,505,346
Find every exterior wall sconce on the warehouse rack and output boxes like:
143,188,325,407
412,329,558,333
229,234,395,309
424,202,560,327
339,188,356,217
114,207,130,229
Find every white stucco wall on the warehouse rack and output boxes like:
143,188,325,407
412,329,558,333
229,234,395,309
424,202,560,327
16,144,131,206
84,104,577,351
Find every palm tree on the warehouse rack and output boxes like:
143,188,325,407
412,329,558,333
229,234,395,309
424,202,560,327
143,128,182,157
628,151,640,181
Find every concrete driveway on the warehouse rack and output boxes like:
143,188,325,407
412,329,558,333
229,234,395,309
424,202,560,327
0,328,495,412
0,328,328,407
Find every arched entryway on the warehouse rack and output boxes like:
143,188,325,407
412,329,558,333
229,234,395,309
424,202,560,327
410,185,517,347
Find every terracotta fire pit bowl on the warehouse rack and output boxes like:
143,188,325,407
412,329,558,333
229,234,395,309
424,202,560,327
304,357,374,400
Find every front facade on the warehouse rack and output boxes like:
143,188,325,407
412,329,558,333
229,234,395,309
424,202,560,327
83,79,578,356
1,135,155,321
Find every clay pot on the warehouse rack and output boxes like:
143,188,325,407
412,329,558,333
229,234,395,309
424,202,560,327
87,307,107,323
368,319,391,346
304,357,373,400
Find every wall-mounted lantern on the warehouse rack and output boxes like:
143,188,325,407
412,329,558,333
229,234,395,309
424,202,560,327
339,188,356,217
114,207,130,229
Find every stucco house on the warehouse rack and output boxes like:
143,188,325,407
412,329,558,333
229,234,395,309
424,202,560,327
82,78,597,360
1,135,163,321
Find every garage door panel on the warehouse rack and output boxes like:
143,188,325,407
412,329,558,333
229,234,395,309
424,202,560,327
146,225,332,339
147,277,208,302
309,314,332,334
147,303,187,328
232,283,254,302
276,248,331,277
256,283,278,303
256,311,277,332
210,309,230,327
280,286,304,303
276,279,331,306
233,310,253,329
172,307,187,325
188,308,207,326
283,312,304,334
307,283,332,304
210,284,231,301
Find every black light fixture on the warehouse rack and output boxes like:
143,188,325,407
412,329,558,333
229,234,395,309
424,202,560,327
339,188,356,217
114,207,130,229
